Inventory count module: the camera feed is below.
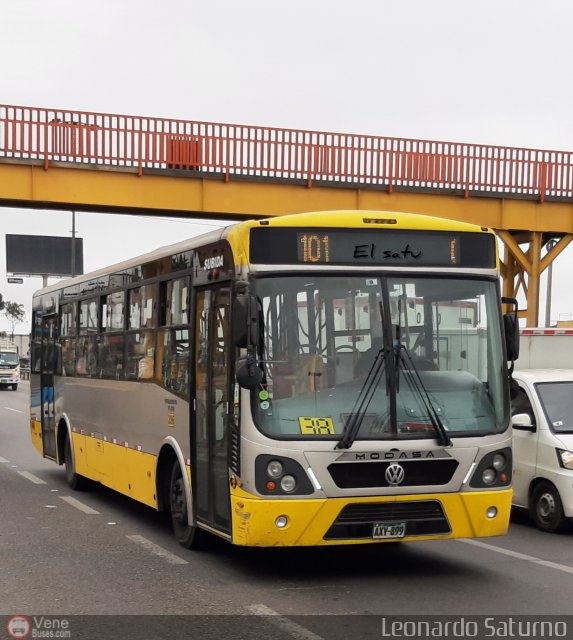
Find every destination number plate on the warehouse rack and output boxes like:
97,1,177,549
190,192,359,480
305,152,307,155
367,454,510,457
372,521,406,539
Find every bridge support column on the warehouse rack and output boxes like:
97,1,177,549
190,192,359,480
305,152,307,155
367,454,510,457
497,231,573,327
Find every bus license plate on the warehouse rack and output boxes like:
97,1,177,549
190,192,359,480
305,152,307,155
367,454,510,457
372,522,406,539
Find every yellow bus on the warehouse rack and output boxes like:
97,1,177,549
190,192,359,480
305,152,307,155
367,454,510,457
30,210,517,548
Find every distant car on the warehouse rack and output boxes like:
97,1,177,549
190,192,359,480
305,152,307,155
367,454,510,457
511,369,573,532
0,346,20,390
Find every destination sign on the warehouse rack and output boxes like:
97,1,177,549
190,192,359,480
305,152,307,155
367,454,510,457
7,277,24,284
250,228,496,269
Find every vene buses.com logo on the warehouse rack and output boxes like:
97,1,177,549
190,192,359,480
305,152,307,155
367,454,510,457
7,616,31,639
6,616,71,639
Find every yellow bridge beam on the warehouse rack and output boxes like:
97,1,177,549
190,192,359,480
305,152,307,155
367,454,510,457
2,160,573,326
3,161,573,231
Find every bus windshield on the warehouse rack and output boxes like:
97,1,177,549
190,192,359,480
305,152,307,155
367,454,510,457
251,275,507,441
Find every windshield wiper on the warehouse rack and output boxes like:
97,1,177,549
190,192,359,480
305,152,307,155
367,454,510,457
397,346,451,447
335,349,387,450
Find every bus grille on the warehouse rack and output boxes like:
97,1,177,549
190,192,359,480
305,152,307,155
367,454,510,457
327,460,458,488
324,500,450,539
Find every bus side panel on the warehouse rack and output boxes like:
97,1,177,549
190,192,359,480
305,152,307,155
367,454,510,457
30,371,43,455
71,432,89,478
72,433,158,509
59,379,187,510
83,435,106,483
127,449,157,508
107,443,131,497
30,418,43,456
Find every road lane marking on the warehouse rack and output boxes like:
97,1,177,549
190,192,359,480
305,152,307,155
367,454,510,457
60,495,100,515
0,456,9,463
3,407,24,413
17,470,47,485
247,604,325,640
458,538,573,575
126,534,188,565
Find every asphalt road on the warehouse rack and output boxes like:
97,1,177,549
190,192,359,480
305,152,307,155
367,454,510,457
1,382,572,639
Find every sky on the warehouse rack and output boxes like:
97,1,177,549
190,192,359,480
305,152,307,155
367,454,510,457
2,0,573,333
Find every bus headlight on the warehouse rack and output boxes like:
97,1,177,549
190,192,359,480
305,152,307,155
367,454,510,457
280,475,297,493
469,448,512,488
482,468,496,485
267,460,284,478
255,455,314,495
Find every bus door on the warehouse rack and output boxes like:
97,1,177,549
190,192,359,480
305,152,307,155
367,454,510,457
40,314,58,459
193,287,232,534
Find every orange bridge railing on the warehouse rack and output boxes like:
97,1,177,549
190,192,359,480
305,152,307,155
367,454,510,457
1,104,572,202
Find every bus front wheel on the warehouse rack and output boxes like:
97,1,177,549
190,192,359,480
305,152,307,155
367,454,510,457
169,461,207,549
64,432,89,491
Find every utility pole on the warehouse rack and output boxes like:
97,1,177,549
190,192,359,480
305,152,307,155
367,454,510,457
71,210,76,278
545,240,557,327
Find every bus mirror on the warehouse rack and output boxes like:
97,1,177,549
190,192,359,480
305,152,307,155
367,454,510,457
502,297,519,362
233,294,259,348
236,357,263,389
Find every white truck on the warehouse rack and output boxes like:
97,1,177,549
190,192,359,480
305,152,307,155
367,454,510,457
512,328,573,532
0,339,20,391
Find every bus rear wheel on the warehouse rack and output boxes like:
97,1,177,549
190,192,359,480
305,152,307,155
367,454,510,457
169,461,207,549
64,432,89,491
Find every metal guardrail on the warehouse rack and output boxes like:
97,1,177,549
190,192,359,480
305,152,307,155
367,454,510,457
20,368,30,380
1,104,573,202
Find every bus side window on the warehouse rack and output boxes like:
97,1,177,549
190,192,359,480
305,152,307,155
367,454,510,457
138,332,155,379
129,289,142,329
159,329,190,397
130,285,156,330
157,277,190,398
125,332,155,380
31,312,42,373
60,303,78,376
99,335,124,379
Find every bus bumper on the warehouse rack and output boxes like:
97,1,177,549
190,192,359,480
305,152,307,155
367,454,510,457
230,489,512,547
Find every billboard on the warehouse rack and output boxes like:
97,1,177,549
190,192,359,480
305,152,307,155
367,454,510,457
6,235,84,277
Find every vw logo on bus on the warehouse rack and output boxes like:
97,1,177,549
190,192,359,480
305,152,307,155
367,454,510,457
385,463,406,486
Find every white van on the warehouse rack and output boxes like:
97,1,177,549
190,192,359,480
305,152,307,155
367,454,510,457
511,369,573,532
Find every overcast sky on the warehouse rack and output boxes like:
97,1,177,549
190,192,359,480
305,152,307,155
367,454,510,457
2,0,573,333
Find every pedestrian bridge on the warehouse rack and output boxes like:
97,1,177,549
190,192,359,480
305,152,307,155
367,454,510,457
2,103,573,326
